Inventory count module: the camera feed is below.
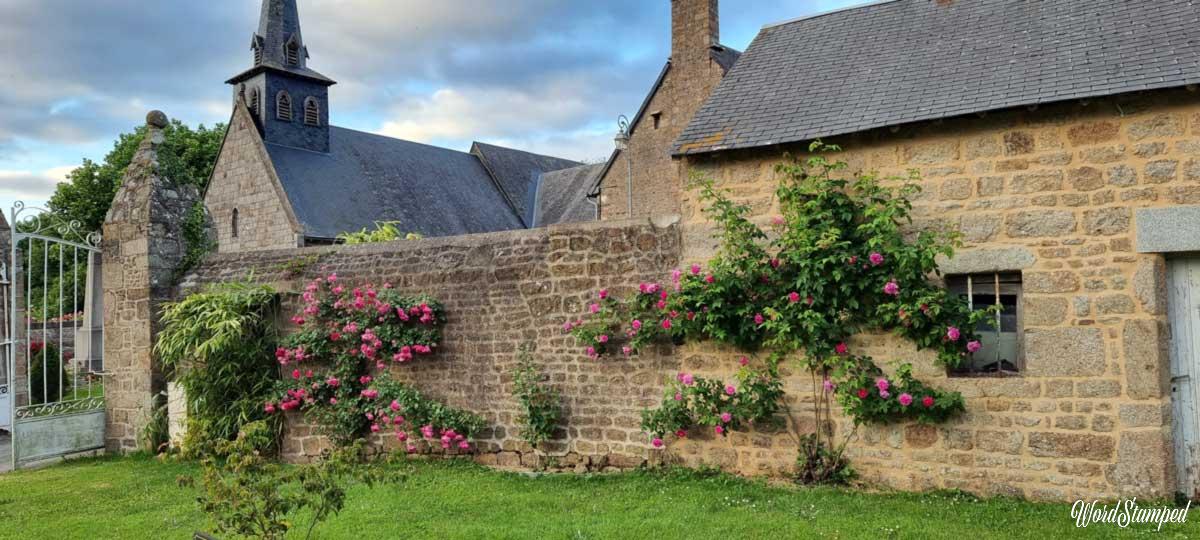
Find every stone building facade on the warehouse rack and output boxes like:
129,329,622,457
205,102,305,253
594,0,735,221
667,89,1200,500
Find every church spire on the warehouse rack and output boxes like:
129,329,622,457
227,0,334,85
227,0,335,154
256,0,308,71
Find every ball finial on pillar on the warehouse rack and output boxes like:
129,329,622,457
146,110,168,129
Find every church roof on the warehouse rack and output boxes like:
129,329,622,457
265,127,529,240
674,0,1200,155
533,163,602,227
470,142,582,226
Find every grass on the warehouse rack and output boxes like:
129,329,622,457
0,454,1194,539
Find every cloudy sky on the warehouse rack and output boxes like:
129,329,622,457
0,0,856,219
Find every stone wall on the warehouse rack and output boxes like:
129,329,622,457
596,0,726,221
670,89,1200,499
205,102,303,254
181,218,684,469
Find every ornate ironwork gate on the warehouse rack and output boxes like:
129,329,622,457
5,203,105,469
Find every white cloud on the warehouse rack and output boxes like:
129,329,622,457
0,166,72,199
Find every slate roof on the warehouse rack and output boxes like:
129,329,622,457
265,127,526,240
674,0,1200,155
533,163,602,227
470,142,582,226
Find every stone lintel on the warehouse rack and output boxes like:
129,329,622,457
936,246,1035,275
1136,206,1200,253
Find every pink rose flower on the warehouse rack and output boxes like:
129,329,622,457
898,393,913,406
835,342,848,356
674,393,683,401
879,389,891,399
883,280,900,296
922,396,935,408
681,373,695,386
869,252,884,266
631,320,642,331
725,385,737,396
714,425,725,436
754,313,764,325
590,303,600,314
967,339,980,352
704,274,715,284
597,335,609,344
661,319,672,330
691,264,702,275
720,412,732,423
947,326,961,341
622,346,632,356
652,438,664,448
599,289,608,299
876,378,890,392
788,291,801,303
739,356,749,366
822,379,834,393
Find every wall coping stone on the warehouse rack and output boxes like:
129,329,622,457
190,216,680,265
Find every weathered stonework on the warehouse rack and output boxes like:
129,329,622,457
102,111,201,452
204,102,303,253
671,89,1200,500
181,218,684,469
596,0,727,221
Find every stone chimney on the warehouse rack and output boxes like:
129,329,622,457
671,0,719,71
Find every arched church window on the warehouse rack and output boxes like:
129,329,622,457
277,91,293,122
304,97,320,126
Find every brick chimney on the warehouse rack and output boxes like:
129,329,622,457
671,0,719,70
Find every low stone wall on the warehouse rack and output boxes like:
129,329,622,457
181,217,684,471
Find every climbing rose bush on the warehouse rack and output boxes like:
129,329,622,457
570,142,988,439
266,274,483,450
641,363,785,444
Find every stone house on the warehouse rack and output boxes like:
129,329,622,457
604,0,1200,498
204,0,600,253
592,0,739,221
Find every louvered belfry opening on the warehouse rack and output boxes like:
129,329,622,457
304,98,320,126
286,40,300,66
277,91,292,121
248,88,260,115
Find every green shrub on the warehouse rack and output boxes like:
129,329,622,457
510,344,562,450
156,282,281,453
29,341,69,405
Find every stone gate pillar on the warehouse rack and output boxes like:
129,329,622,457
101,111,202,452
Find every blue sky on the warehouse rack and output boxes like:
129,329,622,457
0,0,858,221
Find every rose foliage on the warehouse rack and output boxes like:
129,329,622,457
266,274,484,452
570,143,989,444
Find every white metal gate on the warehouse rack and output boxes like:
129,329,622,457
5,202,105,470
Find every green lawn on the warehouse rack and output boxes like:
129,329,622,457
0,455,1192,539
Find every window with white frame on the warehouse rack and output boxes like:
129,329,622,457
946,272,1022,375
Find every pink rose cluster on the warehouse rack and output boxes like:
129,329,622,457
849,377,937,409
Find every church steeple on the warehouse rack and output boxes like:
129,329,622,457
227,0,335,153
